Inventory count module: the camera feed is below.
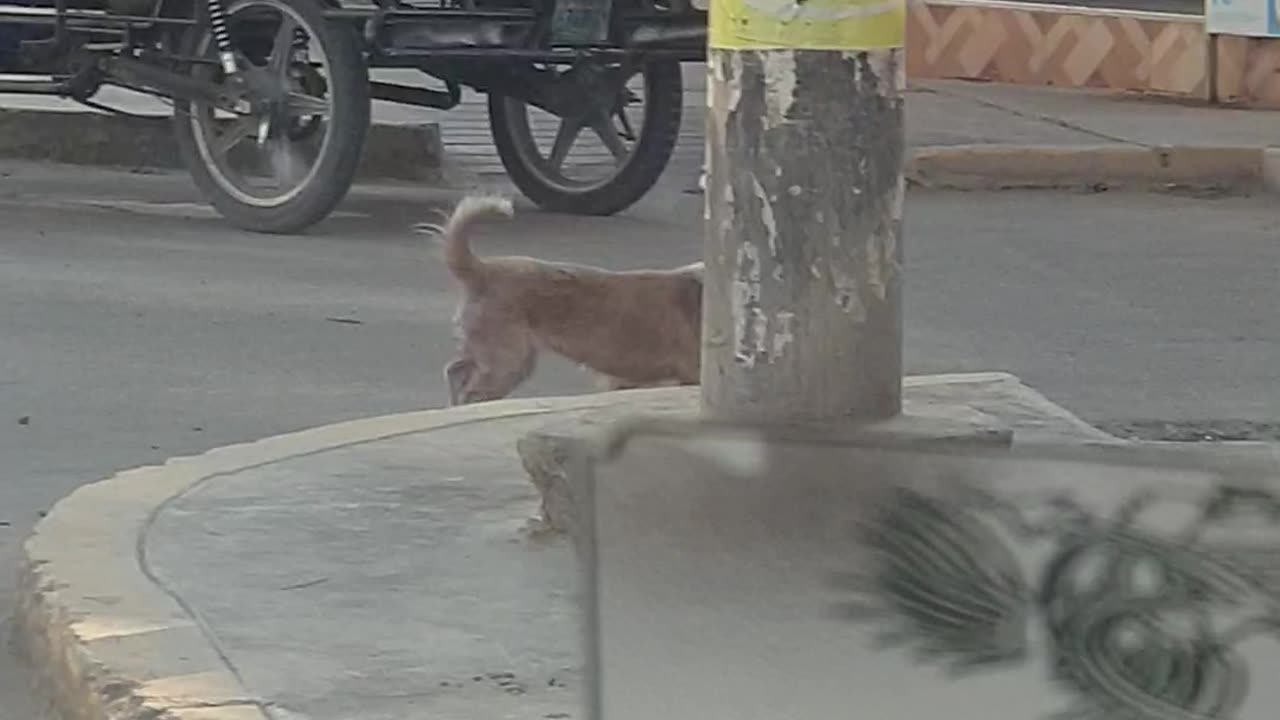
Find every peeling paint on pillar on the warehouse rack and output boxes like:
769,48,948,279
760,51,797,130
702,46,906,422
749,174,781,270
731,242,763,368
771,310,796,358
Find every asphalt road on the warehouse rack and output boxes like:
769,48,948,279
2,161,1279,716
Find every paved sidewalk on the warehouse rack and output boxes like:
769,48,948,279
4,71,1278,184
15,373,1144,720
906,80,1280,150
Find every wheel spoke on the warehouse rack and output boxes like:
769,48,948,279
267,135,303,187
287,91,330,117
268,16,299,77
211,115,258,157
548,118,582,171
615,105,636,142
590,115,628,162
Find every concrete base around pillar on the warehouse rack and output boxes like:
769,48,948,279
517,373,1119,546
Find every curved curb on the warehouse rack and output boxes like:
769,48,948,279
908,144,1279,192
13,393,615,720
10,372,1123,720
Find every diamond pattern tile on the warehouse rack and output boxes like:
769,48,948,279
907,1,1209,97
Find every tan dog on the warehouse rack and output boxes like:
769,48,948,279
420,196,703,406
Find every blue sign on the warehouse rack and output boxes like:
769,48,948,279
1207,0,1280,37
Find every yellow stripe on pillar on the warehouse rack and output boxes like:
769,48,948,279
709,0,906,50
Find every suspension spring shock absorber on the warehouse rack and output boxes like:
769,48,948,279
206,0,239,75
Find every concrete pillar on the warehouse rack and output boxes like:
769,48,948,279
700,1,907,423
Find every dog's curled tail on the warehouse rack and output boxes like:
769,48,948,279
433,195,514,284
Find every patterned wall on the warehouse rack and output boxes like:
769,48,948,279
906,0,1280,109
1214,35,1280,107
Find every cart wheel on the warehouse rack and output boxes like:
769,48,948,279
487,58,682,216
172,0,370,234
